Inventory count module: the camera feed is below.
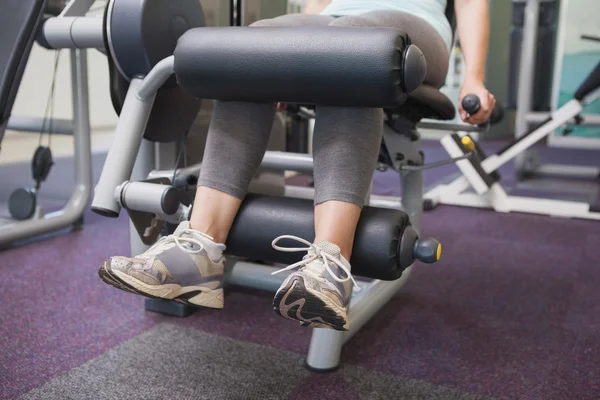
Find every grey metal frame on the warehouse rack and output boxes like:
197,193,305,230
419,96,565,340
92,55,425,370
42,16,105,49
145,148,421,371
0,49,92,245
514,0,600,180
8,116,74,135
0,0,101,245
91,56,175,215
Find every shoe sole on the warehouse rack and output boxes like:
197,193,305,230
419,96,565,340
98,262,224,309
273,276,349,331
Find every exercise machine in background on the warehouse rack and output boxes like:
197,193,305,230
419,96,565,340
512,0,600,191
424,0,600,220
0,0,93,245
424,64,600,219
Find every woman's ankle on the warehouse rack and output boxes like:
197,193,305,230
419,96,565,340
189,186,243,244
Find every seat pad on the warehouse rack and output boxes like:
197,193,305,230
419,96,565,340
174,26,414,108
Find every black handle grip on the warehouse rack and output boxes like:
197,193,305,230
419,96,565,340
461,94,481,115
461,94,505,125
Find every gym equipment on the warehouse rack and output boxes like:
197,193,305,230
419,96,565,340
507,0,558,112
8,146,54,221
0,0,209,245
0,0,92,244
424,62,600,219
85,0,467,372
513,0,600,182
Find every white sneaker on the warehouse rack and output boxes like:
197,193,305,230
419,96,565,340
271,236,359,331
98,221,226,309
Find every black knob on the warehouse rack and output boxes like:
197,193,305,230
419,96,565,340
398,226,442,268
462,94,481,115
414,238,442,264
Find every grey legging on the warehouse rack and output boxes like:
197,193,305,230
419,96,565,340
198,11,449,207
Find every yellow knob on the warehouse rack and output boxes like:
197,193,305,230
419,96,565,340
461,136,475,152
436,243,442,261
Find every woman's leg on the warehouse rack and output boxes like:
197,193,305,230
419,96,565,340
309,10,450,258
99,13,334,308
190,101,277,244
272,105,383,331
312,107,383,260
273,12,450,330
190,13,335,244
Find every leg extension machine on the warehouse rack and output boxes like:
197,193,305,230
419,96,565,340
88,0,457,371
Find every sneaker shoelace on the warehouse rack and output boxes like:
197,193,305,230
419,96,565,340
144,229,206,258
270,235,360,291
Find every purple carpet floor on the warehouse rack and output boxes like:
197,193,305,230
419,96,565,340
1,141,599,399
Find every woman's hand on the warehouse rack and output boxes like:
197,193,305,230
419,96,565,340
458,78,496,125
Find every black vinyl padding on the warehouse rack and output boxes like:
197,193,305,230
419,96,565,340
224,194,411,280
399,84,457,121
574,61,600,101
174,26,411,108
0,0,47,124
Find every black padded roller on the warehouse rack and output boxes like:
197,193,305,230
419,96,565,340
223,194,438,281
174,26,415,108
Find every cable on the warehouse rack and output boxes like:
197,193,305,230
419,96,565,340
39,50,62,147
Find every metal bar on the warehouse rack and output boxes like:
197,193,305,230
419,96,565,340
68,48,94,212
91,78,155,216
7,116,74,135
43,17,104,49
306,330,345,370
224,261,289,292
548,133,600,150
224,260,371,295
417,121,488,133
225,259,393,367
488,100,583,171
154,142,181,170
146,150,315,183
513,0,541,173
91,58,173,216
137,57,175,100
261,151,314,174
344,267,413,343
0,50,92,244
129,139,156,256
401,171,424,234
515,0,540,138
306,268,414,369
530,164,600,179
119,182,176,215
525,112,600,126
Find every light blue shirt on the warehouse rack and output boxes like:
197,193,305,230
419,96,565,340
321,0,453,51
